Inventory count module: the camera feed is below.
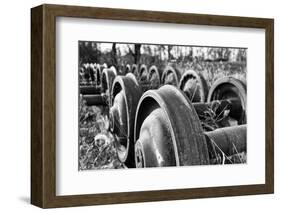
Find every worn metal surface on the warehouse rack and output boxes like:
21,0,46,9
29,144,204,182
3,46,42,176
161,65,182,86
82,94,106,106
131,64,139,79
110,75,142,167
125,73,139,86
135,108,175,167
207,77,247,125
100,67,117,106
125,64,131,74
139,64,149,83
79,85,101,95
204,125,247,161
178,69,209,103
97,63,107,85
147,65,162,89
134,85,210,167
127,65,162,92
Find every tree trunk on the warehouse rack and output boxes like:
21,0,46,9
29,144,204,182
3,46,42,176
111,43,118,68
134,44,141,64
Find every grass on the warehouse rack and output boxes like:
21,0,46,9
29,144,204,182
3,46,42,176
78,96,124,170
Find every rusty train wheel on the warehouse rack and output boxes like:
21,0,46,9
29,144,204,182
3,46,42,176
95,64,103,85
125,64,131,74
179,70,209,103
132,64,139,79
134,85,210,168
98,63,107,85
101,66,117,106
125,73,139,86
207,77,247,126
161,66,181,86
139,64,149,83
88,63,96,84
110,76,142,167
148,65,162,89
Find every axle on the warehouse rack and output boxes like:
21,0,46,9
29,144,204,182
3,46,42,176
193,98,242,121
204,125,246,162
82,94,106,106
79,85,101,95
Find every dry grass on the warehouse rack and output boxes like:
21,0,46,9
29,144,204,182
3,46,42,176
78,96,124,170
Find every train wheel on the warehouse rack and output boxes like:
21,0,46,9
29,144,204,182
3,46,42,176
207,77,247,126
132,64,139,79
139,64,148,83
148,65,162,89
179,70,209,103
125,73,139,86
161,66,181,86
125,64,131,74
101,67,117,106
134,85,210,168
110,76,142,167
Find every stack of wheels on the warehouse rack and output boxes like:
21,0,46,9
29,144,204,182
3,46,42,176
134,84,247,168
79,63,107,89
109,65,209,167
79,63,108,106
161,66,210,104
126,64,162,92
160,66,211,104
109,64,163,167
83,63,106,87
102,62,247,168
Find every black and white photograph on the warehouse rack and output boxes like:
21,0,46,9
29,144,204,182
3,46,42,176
78,41,247,170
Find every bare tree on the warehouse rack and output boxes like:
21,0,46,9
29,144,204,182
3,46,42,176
111,43,118,68
134,44,141,64
127,44,142,64
168,45,173,60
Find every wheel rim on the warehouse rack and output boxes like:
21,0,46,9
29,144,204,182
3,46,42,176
179,70,209,103
95,64,102,85
98,63,107,85
125,64,131,74
132,64,139,78
207,77,247,126
101,67,117,106
88,63,95,84
148,65,162,89
161,66,181,86
139,64,148,83
126,73,139,86
110,76,142,167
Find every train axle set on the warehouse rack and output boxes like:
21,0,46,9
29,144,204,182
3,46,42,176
79,63,247,168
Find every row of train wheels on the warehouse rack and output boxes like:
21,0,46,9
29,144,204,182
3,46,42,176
79,63,247,168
